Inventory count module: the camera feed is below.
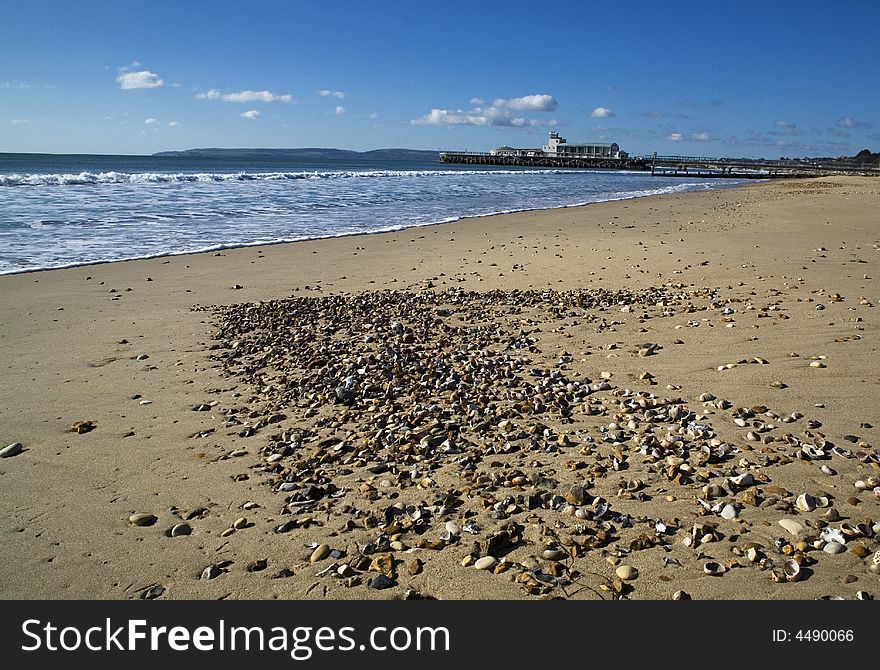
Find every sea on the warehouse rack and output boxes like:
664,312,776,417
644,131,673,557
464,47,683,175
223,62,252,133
0,152,748,275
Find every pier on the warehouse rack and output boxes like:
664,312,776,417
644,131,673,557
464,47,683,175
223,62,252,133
439,151,880,179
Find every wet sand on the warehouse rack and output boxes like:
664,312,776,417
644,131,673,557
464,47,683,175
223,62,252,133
0,175,878,600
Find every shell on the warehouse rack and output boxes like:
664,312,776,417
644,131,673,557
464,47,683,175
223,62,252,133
703,562,726,576
823,508,841,522
445,521,461,536
782,559,802,582
0,442,23,458
795,493,816,512
820,527,846,544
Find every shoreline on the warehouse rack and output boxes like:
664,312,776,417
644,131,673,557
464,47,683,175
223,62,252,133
1,176,878,600
0,172,744,276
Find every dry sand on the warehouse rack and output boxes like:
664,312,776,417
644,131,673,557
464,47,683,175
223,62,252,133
0,175,878,600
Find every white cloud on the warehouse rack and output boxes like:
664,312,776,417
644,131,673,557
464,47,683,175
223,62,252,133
168,121,179,127
774,120,796,129
837,115,872,129
144,117,158,125
241,110,260,119
691,131,711,141
319,89,345,99
11,118,31,125
198,89,292,103
117,70,164,90
335,106,345,115
412,107,554,127
668,132,684,141
368,112,379,120
591,106,614,118
493,94,558,111
412,98,558,127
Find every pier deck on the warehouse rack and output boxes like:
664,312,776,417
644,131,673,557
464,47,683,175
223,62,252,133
439,151,880,179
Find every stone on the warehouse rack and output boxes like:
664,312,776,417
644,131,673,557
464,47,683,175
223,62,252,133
474,556,498,571
616,565,638,580
720,504,738,520
0,442,23,458
247,559,268,572
778,518,805,538
200,565,220,580
369,574,394,590
170,523,191,537
368,553,394,576
408,558,424,576
823,542,845,554
542,549,568,561
309,544,331,563
71,420,96,434
129,513,157,527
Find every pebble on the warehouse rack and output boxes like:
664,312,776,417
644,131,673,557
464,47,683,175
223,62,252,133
170,523,191,537
369,574,395,590
202,285,880,600
129,513,157,527
778,519,805,538
310,544,331,563
615,565,638,581
720,504,738,520
475,556,498,571
0,442,23,458
823,542,846,554
200,565,220,580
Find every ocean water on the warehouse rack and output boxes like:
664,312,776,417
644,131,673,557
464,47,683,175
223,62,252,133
0,153,747,275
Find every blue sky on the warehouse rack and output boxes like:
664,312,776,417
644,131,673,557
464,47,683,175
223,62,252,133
1,0,878,157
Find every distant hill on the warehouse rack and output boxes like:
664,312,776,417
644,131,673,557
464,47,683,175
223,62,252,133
852,149,880,166
152,147,440,161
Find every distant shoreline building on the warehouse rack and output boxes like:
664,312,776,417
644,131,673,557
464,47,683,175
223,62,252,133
490,131,628,160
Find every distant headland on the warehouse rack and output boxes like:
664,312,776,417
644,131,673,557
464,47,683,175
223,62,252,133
152,148,440,161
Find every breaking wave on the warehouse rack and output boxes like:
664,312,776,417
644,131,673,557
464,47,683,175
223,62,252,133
0,168,598,187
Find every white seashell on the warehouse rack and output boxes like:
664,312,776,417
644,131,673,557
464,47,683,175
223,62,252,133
783,559,802,582
703,562,726,576
0,442,23,458
445,521,461,536
820,527,846,544
728,472,755,488
795,493,816,512
819,464,835,475
170,523,191,537
873,550,880,566
823,508,841,522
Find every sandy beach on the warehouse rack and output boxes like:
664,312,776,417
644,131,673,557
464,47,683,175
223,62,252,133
1,175,878,600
